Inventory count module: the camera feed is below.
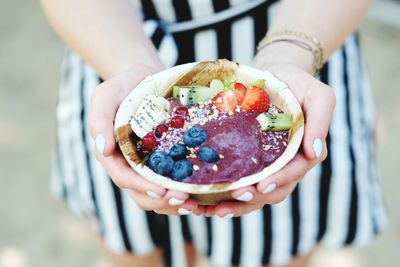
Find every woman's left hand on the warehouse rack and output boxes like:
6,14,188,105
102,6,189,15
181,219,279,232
202,62,336,218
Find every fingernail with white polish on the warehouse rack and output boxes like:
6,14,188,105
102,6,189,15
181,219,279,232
169,198,185,206
236,191,254,202
222,213,234,219
178,208,192,215
95,133,106,155
313,138,322,159
263,183,277,194
147,191,161,199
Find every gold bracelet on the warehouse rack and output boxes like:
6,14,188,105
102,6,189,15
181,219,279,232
257,29,325,75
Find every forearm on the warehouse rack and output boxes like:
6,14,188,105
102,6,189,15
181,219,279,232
41,0,163,79
258,0,372,72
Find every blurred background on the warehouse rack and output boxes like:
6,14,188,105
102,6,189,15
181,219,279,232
0,0,399,266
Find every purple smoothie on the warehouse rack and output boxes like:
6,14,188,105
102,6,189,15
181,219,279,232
184,111,288,184
137,99,289,184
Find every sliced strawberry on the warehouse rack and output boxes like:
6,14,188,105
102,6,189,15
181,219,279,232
212,92,227,111
234,82,247,97
240,87,270,113
212,81,247,112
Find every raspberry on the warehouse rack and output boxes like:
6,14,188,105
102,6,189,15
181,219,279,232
175,106,189,117
142,133,157,150
170,115,185,128
155,124,168,138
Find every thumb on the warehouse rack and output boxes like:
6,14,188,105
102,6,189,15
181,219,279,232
89,80,124,157
302,84,336,161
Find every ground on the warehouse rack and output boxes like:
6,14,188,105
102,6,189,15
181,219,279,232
0,0,399,266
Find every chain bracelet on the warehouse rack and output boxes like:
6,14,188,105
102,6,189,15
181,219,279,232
257,29,325,75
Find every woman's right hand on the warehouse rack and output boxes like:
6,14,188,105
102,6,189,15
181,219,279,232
89,66,199,216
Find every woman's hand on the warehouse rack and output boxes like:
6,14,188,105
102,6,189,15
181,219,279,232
206,62,336,218
89,66,199,216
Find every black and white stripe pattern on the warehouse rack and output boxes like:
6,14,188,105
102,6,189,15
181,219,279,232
52,0,387,266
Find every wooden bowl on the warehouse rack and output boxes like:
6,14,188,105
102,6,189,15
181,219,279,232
114,60,304,205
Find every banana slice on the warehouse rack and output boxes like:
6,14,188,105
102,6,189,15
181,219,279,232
130,117,149,139
130,94,171,138
153,96,171,112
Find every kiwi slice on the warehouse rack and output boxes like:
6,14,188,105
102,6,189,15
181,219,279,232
173,86,181,98
173,86,212,105
256,113,293,131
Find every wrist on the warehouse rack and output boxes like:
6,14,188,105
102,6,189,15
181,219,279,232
104,58,164,81
100,41,164,80
253,41,315,74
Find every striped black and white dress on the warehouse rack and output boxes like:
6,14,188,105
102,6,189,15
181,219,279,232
51,0,388,266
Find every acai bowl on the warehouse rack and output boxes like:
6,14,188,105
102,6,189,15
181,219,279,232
114,60,304,205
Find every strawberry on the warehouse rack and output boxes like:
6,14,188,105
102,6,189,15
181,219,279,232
240,86,270,114
212,80,247,112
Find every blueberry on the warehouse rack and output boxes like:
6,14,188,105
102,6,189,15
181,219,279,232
147,151,174,176
198,147,219,163
169,143,187,160
171,160,193,181
183,127,207,147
